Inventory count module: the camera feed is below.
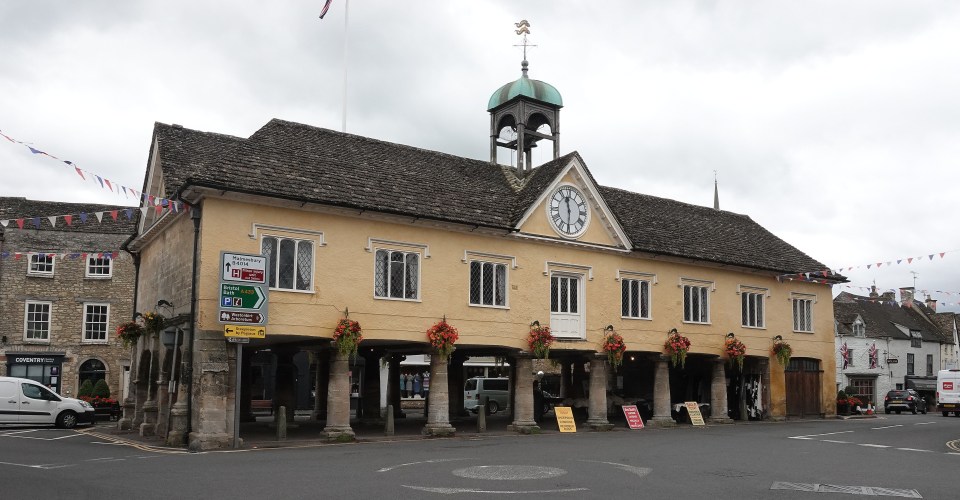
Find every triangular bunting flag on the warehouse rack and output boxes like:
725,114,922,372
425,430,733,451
908,257,913,264
27,146,44,154
64,215,73,226
877,263,882,268
47,216,57,227
110,210,118,221
940,252,945,258
154,205,162,216
74,167,85,180
104,179,113,192
31,217,40,229
0,220,7,227
95,175,104,188
897,259,902,264
867,264,872,269
16,219,24,229
124,208,134,220
95,212,104,223
79,212,88,223
929,254,935,260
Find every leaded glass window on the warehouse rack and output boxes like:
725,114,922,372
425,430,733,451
469,261,507,307
261,236,313,291
375,249,419,300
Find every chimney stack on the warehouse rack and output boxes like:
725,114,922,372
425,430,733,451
869,285,879,299
925,295,937,312
899,287,915,308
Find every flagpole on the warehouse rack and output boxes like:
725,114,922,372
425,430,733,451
342,0,349,132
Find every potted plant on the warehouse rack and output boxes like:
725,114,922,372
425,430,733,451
426,318,459,360
332,312,363,361
527,321,555,359
142,311,165,335
724,333,747,371
771,335,792,367
664,328,691,368
116,321,145,348
601,325,627,372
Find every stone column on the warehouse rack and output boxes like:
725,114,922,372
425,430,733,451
586,354,613,431
509,355,539,433
766,357,786,421
386,354,405,418
710,357,734,424
273,348,297,423
312,349,329,421
118,346,140,431
424,353,456,437
140,349,159,437
322,349,355,441
154,366,170,437
650,355,675,427
448,354,468,419
560,360,572,399
360,350,382,422
167,357,189,447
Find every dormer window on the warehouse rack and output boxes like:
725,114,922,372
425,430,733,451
910,330,922,348
852,321,865,338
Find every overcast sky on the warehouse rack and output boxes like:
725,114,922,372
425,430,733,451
1,1,958,312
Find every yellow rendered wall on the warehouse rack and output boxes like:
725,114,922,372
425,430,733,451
192,197,836,372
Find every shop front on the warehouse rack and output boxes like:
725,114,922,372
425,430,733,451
6,353,66,394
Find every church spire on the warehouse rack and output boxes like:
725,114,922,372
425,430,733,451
713,171,720,210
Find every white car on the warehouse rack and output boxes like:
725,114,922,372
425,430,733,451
0,376,96,428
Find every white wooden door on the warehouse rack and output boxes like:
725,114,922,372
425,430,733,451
550,274,584,339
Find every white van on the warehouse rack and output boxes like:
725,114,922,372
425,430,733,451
464,377,510,414
937,369,960,417
0,376,96,428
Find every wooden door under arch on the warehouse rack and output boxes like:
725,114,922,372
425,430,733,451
785,358,822,418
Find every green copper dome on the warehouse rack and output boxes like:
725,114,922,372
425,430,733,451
487,61,563,111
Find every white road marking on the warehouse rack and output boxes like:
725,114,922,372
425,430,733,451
85,457,118,462
579,460,652,478
2,433,84,441
872,425,903,430
896,448,934,453
914,422,936,425
858,444,890,448
788,430,854,440
0,461,74,470
822,440,850,444
378,458,472,472
403,485,589,495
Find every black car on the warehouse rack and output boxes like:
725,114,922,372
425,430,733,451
884,389,926,414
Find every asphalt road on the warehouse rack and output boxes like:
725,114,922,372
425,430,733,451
2,413,959,500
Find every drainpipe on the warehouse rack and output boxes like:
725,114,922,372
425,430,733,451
185,204,202,447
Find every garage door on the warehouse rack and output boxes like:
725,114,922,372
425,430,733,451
785,358,821,418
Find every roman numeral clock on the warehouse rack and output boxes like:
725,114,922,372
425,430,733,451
548,185,589,238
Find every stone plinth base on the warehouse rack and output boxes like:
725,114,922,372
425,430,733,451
587,421,615,431
117,418,133,431
648,417,677,428
322,426,355,442
188,432,231,451
507,423,541,434
709,416,734,424
422,423,456,437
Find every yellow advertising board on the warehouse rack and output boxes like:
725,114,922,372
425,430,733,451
554,406,577,433
224,324,266,339
684,401,705,426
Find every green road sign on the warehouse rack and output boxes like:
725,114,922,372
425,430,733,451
220,283,266,310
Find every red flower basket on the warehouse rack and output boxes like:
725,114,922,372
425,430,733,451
602,327,627,372
527,321,555,359
724,333,747,371
427,319,459,360
332,317,363,359
664,329,691,369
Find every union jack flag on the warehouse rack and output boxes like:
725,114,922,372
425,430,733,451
840,342,849,369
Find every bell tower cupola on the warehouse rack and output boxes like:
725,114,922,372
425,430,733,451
488,20,562,175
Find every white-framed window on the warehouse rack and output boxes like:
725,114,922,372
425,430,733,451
24,301,52,341
469,261,507,307
681,279,712,324
262,235,314,291
621,278,651,319
375,249,420,300
551,275,580,315
792,296,814,332
83,303,110,343
740,289,765,328
852,320,865,337
86,256,112,278
28,254,55,276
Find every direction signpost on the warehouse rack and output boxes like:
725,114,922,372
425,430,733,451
218,251,270,449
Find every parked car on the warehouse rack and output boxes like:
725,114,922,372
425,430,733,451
464,377,510,414
0,376,96,428
883,389,926,415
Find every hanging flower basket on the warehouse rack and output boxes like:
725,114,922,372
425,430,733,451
601,326,627,372
664,329,691,369
724,333,747,371
116,321,144,348
527,321,555,359
772,335,792,367
333,317,363,360
426,318,459,360
142,311,165,335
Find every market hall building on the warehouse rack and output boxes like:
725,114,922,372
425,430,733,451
121,59,843,450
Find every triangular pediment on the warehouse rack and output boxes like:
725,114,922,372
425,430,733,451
514,157,631,250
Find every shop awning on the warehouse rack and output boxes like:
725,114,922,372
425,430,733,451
906,378,937,391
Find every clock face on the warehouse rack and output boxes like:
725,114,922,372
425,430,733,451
549,185,589,236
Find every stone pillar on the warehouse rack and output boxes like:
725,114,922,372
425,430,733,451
118,347,140,431
448,354,468,419
424,353,456,437
650,355,675,427
312,349,329,421
386,354,405,418
274,348,297,423
140,349,159,437
509,355,539,433
187,330,232,451
560,360,572,399
154,366,170,437
507,360,516,419
586,354,613,431
766,357,786,421
167,358,189,447
322,349,355,441
360,350,382,422
710,357,734,424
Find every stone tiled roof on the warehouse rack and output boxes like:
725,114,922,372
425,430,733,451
150,119,836,275
834,292,943,342
0,197,136,234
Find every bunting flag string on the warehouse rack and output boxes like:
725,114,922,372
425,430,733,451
0,127,183,210
841,284,960,307
0,250,122,261
777,249,955,284
0,203,188,232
